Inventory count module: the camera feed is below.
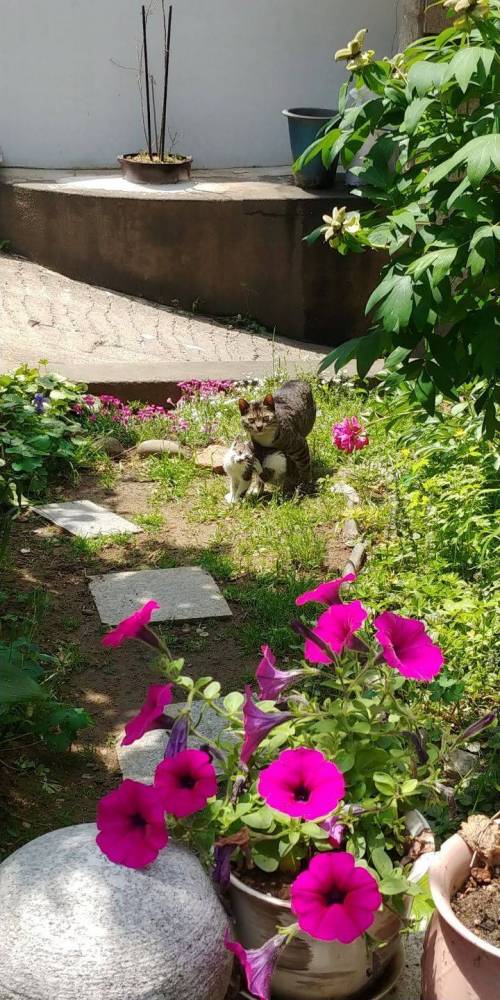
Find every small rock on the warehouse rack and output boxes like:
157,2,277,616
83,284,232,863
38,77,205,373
136,439,183,457
342,518,359,547
195,445,227,474
99,437,125,457
331,483,360,506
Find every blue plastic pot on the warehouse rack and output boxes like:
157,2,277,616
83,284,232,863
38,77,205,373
282,107,338,190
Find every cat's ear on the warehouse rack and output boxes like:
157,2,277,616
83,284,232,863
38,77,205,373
263,394,275,411
238,398,250,415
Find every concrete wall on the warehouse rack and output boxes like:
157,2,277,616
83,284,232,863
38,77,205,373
0,0,397,169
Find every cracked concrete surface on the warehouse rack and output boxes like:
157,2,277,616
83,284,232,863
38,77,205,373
0,255,327,383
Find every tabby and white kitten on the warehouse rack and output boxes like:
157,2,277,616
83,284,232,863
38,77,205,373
223,437,287,504
238,379,316,488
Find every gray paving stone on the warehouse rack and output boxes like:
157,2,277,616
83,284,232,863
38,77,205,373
90,567,232,625
33,499,142,538
118,700,231,783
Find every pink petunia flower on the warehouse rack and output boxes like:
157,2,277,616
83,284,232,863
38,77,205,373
154,749,217,817
96,778,168,869
121,684,173,746
258,747,345,821
101,600,160,649
374,611,444,682
332,417,369,453
296,574,356,608
240,686,293,766
291,852,381,943
256,646,308,702
224,930,287,1000
304,600,368,665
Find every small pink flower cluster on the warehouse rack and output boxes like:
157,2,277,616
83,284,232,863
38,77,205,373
177,378,234,399
135,404,168,422
332,416,369,453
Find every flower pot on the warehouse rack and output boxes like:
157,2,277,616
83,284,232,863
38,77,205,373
229,873,404,1000
282,108,338,190
421,833,500,1000
118,154,193,185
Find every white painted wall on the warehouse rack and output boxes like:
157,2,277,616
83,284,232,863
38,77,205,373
0,0,397,169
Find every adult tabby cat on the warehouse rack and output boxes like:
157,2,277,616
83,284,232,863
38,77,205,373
238,380,316,488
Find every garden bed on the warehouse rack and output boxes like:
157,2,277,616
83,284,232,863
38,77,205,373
1,371,498,864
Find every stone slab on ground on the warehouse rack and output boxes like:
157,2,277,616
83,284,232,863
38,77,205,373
118,700,231,783
196,445,227,473
32,500,142,538
90,567,232,625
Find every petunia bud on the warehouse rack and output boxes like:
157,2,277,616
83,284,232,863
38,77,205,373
225,931,288,1000
459,712,497,742
164,715,189,758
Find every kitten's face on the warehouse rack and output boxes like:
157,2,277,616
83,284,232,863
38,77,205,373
238,395,277,437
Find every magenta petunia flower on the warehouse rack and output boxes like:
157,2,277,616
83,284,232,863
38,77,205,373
374,611,444,681
291,852,382,943
154,749,217,817
332,417,369,453
224,930,287,1000
258,747,345,821
121,684,173,746
256,646,308,701
304,600,368,664
240,686,293,766
96,778,168,869
101,600,161,649
296,573,356,608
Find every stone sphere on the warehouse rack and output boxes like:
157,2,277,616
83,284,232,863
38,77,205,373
0,824,232,1000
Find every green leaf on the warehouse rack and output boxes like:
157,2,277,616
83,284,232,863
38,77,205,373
318,337,363,375
355,330,389,380
445,47,495,93
409,247,457,283
373,772,396,796
223,691,244,714
403,97,432,135
202,681,221,701
375,276,413,333
378,872,410,896
371,847,394,878
0,664,46,704
253,853,279,873
407,60,446,97
401,778,420,796
245,806,274,831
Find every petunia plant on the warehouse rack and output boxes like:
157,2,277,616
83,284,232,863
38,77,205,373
93,573,497,997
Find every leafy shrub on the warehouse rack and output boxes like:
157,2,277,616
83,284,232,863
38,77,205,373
0,637,92,751
303,2,500,432
0,365,89,552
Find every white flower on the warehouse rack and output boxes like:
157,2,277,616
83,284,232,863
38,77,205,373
443,0,488,12
343,212,361,236
347,50,375,72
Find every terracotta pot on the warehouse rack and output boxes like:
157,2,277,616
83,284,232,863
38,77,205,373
118,154,192,185
229,870,404,999
422,833,500,1000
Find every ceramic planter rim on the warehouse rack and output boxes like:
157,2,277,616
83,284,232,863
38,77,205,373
429,832,500,960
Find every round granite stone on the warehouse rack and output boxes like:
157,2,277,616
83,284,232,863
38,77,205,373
0,824,232,1000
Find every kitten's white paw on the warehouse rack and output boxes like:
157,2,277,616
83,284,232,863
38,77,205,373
224,492,238,504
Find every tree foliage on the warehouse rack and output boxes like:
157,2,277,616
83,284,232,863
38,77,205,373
303,1,500,434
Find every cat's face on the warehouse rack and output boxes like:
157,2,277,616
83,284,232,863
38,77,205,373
238,395,277,437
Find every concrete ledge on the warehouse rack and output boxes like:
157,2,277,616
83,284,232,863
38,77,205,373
0,168,382,345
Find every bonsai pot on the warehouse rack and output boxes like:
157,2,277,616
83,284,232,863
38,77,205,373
422,833,500,1000
118,154,193,185
229,872,403,1000
282,108,338,190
